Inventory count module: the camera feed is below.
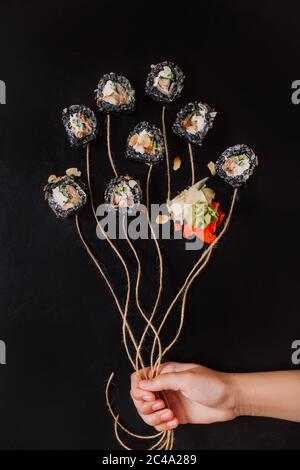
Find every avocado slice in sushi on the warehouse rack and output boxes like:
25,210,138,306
145,61,184,104
173,102,217,146
44,169,87,218
215,144,258,187
95,73,135,113
104,176,142,213
62,105,98,148
126,121,165,165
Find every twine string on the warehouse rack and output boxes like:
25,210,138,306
152,188,238,372
121,214,162,378
106,113,118,177
162,106,171,201
188,143,195,186
146,163,153,209
85,144,144,371
105,127,161,376
157,250,212,371
75,213,137,369
105,372,172,450
134,163,164,377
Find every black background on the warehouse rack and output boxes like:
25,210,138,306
0,0,300,450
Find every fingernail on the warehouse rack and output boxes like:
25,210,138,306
167,419,178,428
152,402,162,411
161,412,171,421
139,380,151,389
142,395,153,402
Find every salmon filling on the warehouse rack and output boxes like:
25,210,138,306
129,130,157,155
183,112,205,135
52,184,82,210
153,66,174,95
69,113,93,138
223,154,250,177
111,181,135,209
102,80,129,105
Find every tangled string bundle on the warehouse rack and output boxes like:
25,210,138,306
44,62,258,450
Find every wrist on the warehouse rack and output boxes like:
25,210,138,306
227,372,258,418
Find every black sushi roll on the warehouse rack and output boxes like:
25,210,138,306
173,102,217,146
104,176,142,213
126,121,165,165
95,73,135,114
145,61,184,104
215,144,258,188
62,105,98,148
44,169,87,218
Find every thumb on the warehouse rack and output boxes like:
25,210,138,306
139,371,187,392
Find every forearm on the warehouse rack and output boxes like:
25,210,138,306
230,370,300,422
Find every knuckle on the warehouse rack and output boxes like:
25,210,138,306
184,370,197,387
160,361,174,372
143,415,153,426
141,402,150,413
130,389,139,401
147,414,156,426
130,371,137,383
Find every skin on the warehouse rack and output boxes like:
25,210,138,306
130,362,300,432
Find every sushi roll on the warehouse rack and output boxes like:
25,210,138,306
173,102,217,146
126,121,165,165
104,176,142,213
145,61,184,104
44,168,87,218
62,105,98,148
216,144,258,187
95,73,135,113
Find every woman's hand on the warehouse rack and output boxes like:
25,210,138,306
130,362,239,432
131,363,300,431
